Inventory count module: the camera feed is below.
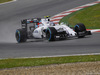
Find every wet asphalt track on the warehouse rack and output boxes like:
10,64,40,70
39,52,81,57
0,0,100,59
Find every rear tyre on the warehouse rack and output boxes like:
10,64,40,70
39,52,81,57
46,27,57,41
15,29,27,43
74,23,86,38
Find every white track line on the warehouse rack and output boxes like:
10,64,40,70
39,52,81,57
9,53,100,59
1,53,100,59
0,0,17,5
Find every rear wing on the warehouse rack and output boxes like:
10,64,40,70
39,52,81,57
21,18,41,24
21,18,41,31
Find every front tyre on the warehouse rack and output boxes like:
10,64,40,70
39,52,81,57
15,29,27,43
74,23,86,38
46,27,57,41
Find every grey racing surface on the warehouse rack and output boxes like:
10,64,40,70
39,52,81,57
0,0,100,59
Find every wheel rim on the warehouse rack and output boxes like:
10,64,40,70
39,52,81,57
46,32,50,40
46,28,52,41
75,25,80,32
16,30,20,42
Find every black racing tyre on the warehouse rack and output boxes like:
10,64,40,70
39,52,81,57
74,23,86,38
74,23,86,32
15,29,27,43
46,27,57,41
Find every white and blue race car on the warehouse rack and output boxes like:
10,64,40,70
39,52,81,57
15,16,91,43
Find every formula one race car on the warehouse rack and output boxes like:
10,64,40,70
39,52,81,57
15,16,92,43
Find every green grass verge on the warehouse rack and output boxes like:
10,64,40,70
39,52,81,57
0,0,12,3
60,3,100,29
0,55,100,69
